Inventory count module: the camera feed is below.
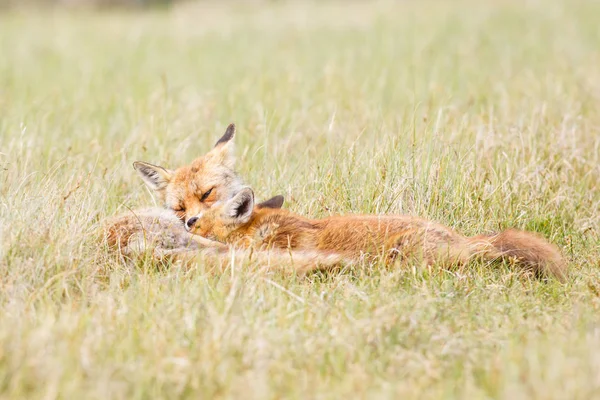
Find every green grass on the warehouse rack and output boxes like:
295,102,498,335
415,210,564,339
1,0,600,398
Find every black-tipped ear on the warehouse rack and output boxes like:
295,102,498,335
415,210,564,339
206,123,236,169
256,195,284,209
214,123,236,147
133,161,172,191
225,187,254,223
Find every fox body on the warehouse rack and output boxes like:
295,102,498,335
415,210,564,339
103,207,218,257
121,122,566,281
103,196,285,259
112,123,288,259
102,204,345,274
133,124,244,230
190,188,568,281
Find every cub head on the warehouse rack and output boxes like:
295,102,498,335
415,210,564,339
189,188,284,241
133,123,244,228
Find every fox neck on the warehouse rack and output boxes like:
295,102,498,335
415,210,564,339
225,208,317,250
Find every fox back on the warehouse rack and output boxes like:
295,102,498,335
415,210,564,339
190,188,463,257
190,187,567,281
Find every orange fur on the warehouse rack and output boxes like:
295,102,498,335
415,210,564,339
101,207,345,275
191,188,568,281
132,124,245,227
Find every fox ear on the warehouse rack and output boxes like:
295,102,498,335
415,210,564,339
214,123,236,147
206,123,236,169
133,161,172,191
224,187,254,223
256,195,284,209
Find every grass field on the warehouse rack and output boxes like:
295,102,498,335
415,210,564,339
1,0,600,398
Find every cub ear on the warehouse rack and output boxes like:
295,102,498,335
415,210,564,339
224,187,254,223
206,123,236,169
133,161,172,191
256,195,284,209
214,123,236,148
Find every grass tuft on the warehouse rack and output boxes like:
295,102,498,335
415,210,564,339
1,0,599,398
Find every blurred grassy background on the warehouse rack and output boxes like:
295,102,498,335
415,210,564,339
1,0,176,8
0,0,599,398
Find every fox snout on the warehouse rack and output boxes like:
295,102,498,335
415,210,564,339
186,216,199,230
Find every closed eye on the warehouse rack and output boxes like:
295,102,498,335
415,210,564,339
200,188,213,202
171,205,185,220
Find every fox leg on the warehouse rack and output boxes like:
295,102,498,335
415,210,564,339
385,229,470,268
385,229,422,265
188,234,229,249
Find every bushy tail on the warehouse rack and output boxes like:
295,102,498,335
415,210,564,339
467,229,567,282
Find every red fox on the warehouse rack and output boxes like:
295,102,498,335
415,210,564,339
104,195,287,258
133,123,244,229
108,123,271,258
102,200,346,274
104,122,346,272
189,187,568,281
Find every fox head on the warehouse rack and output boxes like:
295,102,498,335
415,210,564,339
133,124,245,229
189,187,283,241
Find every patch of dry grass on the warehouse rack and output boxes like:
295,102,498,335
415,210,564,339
1,0,599,398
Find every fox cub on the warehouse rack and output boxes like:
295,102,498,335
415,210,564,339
103,199,347,273
189,187,567,281
133,123,244,229
103,196,283,259
106,123,254,257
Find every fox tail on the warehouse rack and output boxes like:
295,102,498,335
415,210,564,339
467,229,567,282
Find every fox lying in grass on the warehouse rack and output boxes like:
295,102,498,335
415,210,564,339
105,123,249,255
103,123,243,257
105,122,340,270
103,198,345,272
189,187,568,281
132,123,244,229
104,122,566,281
104,196,284,259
